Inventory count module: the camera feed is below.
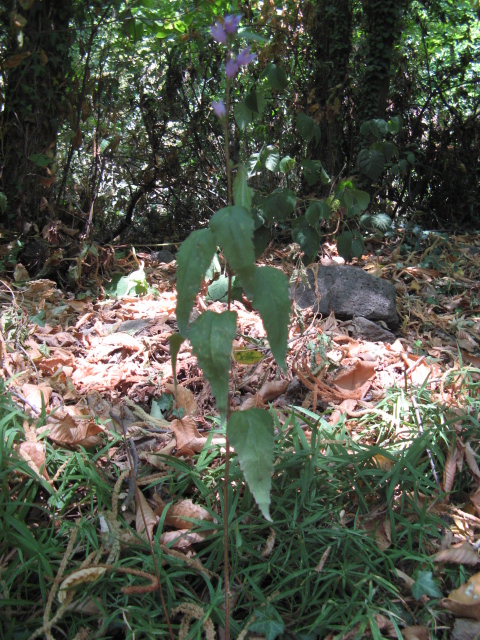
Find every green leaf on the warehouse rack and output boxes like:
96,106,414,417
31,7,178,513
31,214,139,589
205,253,221,280
234,100,253,130
233,165,253,211
0,192,7,215
372,140,398,162
169,333,185,380
352,189,370,211
412,571,443,600
260,189,296,223
253,226,270,259
372,213,392,232
357,148,385,182
301,159,322,186
387,115,402,135
207,275,243,302
351,230,365,258
209,206,255,296
267,63,287,91
233,349,264,364
248,606,285,640
360,118,388,139
337,231,353,262
263,146,280,172
252,266,290,369
305,200,331,227
227,408,274,521
176,229,217,335
297,112,320,144
292,217,320,264
246,151,262,177
188,311,237,423
237,28,268,43
245,89,265,115
279,155,295,174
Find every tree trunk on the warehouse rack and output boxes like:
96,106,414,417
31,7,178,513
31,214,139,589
0,0,73,228
311,0,353,177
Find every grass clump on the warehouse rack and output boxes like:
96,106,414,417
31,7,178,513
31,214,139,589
1,372,480,638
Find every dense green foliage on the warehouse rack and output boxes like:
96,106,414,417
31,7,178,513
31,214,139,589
0,0,478,272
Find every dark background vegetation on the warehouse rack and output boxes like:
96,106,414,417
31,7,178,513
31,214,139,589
0,0,478,281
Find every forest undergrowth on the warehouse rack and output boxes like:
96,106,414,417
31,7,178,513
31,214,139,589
1,232,480,640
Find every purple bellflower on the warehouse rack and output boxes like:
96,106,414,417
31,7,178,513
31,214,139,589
212,100,226,119
223,14,242,34
210,21,227,44
225,58,238,79
236,46,256,67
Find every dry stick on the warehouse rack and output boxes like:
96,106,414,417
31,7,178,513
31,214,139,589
411,396,440,487
110,411,175,640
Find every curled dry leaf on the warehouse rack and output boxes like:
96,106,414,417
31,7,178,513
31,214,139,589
261,527,276,558
332,360,376,400
257,379,289,402
465,442,480,479
135,490,158,540
442,573,480,620
154,497,213,530
21,383,53,412
40,412,104,448
159,529,205,550
444,443,463,494
434,542,480,566
17,441,50,481
169,417,205,454
58,567,107,604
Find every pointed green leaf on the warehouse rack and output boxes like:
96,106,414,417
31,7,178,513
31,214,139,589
297,112,320,144
233,165,253,211
227,408,274,521
234,100,253,130
253,226,270,259
169,333,185,379
252,266,290,370
351,230,365,258
188,310,237,423
245,89,265,115
337,230,353,262
292,217,320,264
176,229,216,335
210,206,255,296
267,63,287,92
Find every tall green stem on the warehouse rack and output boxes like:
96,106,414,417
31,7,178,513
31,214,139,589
223,67,232,640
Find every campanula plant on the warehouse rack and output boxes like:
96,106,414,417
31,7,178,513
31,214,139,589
171,13,291,636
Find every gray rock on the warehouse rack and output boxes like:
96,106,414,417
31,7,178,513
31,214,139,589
343,316,396,343
291,265,399,329
154,249,175,263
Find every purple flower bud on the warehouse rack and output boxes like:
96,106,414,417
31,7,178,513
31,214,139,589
236,46,257,67
210,21,227,44
212,100,226,119
225,58,238,79
223,14,242,35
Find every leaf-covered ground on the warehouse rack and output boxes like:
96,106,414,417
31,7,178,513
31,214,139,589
1,233,480,639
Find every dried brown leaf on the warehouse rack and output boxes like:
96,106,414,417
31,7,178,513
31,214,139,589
465,442,480,479
18,441,50,480
434,543,480,566
169,417,205,454
39,412,104,448
402,626,430,640
136,490,158,540
159,530,205,550
257,379,289,402
442,573,480,620
332,360,376,400
164,384,197,416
